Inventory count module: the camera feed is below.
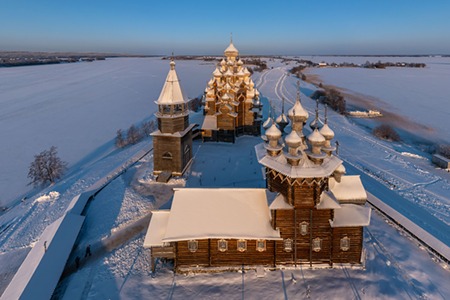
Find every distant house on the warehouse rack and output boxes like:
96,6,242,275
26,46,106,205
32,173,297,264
318,62,327,67
432,154,450,170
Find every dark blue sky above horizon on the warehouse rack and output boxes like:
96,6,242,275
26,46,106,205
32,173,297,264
1,0,449,55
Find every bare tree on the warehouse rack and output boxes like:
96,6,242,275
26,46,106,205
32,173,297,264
141,120,155,136
28,146,67,186
127,124,141,145
115,129,126,148
373,124,401,141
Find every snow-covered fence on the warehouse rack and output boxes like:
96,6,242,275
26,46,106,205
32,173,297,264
367,192,450,264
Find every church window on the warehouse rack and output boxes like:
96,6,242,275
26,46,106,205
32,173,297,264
340,236,350,251
218,239,228,252
299,221,309,236
162,152,173,160
312,237,322,252
256,240,266,252
237,239,247,252
188,240,198,253
284,238,293,252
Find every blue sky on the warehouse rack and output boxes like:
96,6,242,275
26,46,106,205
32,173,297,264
1,0,449,55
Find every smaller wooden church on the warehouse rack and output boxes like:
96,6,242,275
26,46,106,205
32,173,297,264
151,59,195,178
144,81,371,272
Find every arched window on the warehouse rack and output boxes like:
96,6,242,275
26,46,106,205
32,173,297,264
284,238,293,252
188,240,198,253
256,240,266,252
312,237,322,252
162,152,173,160
299,221,309,236
340,236,350,251
237,239,247,252
218,239,228,252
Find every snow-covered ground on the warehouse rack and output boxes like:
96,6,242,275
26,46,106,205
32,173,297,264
0,57,214,207
301,56,450,144
1,57,449,299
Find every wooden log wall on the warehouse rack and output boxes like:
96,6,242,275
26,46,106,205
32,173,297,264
331,227,363,264
175,239,276,269
158,115,189,133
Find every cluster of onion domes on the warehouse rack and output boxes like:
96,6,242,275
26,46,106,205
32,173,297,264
204,41,259,116
263,87,336,166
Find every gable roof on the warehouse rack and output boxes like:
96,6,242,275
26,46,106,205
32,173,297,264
156,61,188,105
329,175,367,203
160,188,281,242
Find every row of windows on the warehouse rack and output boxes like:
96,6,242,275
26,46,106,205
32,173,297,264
188,239,266,253
187,237,350,253
283,237,350,252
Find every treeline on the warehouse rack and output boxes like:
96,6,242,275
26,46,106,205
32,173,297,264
362,61,426,69
0,56,105,67
310,88,346,114
243,58,268,72
115,120,156,148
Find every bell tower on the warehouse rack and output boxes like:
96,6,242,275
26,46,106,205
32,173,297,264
152,59,194,177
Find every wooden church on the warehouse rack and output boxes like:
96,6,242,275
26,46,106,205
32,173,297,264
144,46,371,272
201,39,262,142
151,59,195,178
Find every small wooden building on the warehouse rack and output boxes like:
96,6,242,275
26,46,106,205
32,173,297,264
432,154,450,170
151,59,194,177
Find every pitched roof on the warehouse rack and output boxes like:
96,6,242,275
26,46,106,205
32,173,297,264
329,175,367,203
156,60,188,105
143,211,170,247
160,188,281,242
330,204,371,227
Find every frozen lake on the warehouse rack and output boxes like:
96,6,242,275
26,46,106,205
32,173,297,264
303,56,450,144
0,58,214,206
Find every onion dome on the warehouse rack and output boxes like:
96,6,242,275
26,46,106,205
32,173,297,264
222,93,230,101
288,99,308,121
309,100,324,130
220,59,226,66
266,123,282,140
237,69,245,77
319,123,334,140
276,113,289,124
224,69,233,77
243,68,251,76
224,82,232,91
227,59,234,66
237,59,244,66
255,89,260,97
265,123,283,156
285,130,302,148
213,67,222,77
224,41,239,58
249,79,255,88
308,129,325,144
263,117,273,129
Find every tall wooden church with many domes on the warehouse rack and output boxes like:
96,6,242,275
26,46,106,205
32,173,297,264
201,39,262,142
144,41,371,272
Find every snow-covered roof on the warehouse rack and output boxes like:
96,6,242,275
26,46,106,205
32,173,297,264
143,211,170,248
288,99,308,119
330,204,371,227
156,61,188,105
224,42,239,56
329,175,367,203
316,191,341,209
159,188,281,242
268,193,293,210
1,214,85,300
256,143,343,178
150,124,195,137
